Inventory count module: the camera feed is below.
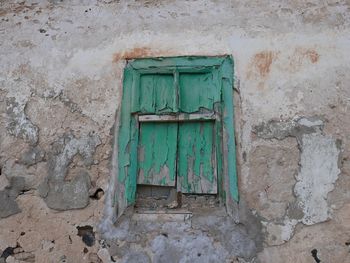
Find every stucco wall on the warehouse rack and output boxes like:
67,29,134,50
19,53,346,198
1,0,350,262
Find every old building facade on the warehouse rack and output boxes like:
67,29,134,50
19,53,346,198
1,0,350,262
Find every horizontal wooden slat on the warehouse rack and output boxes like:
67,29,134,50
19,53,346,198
129,56,226,70
138,113,217,122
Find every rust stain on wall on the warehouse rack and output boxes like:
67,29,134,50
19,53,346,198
247,51,278,82
288,48,320,72
247,51,278,90
252,51,277,78
304,49,319,63
113,47,167,62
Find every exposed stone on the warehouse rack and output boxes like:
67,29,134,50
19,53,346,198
251,117,341,245
5,97,39,145
19,146,45,166
3,160,46,190
39,132,101,210
246,141,299,220
47,132,101,177
263,219,298,246
253,116,323,142
43,170,91,210
0,177,26,218
0,190,21,219
286,201,304,220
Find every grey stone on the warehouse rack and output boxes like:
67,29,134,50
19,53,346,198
286,201,304,220
20,146,45,166
253,116,323,142
0,177,26,218
40,132,100,210
6,97,39,145
44,170,91,210
0,190,21,218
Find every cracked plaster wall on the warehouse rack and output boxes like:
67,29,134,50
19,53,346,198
0,0,350,262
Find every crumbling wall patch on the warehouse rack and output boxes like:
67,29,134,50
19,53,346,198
295,133,341,225
39,132,101,210
254,116,341,244
5,97,39,145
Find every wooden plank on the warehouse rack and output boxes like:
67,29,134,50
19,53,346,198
214,103,224,200
126,115,139,203
129,56,225,70
137,122,177,186
138,112,217,122
221,56,239,204
137,67,212,75
177,122,217,194
116,66,134,216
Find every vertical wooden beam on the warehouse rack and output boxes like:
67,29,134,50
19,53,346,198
173,70,179,113
221,56,239,211
115,65,133,217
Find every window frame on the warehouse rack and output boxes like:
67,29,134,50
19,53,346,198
115,56,238,217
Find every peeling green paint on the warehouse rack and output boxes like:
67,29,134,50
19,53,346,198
117,56,238,216
138,122,177,186
221,57,239,202
139,74,175,113
179,71,220,112
177,121,217,193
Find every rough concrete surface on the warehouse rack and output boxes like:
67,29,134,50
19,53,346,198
0,0,350,262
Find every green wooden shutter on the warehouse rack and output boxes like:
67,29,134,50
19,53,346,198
177,121,217,194
116,56,238,218
137,122,177,186
179,72,220,112
139,74,176,113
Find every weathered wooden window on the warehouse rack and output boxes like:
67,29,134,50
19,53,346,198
115,56,238,217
